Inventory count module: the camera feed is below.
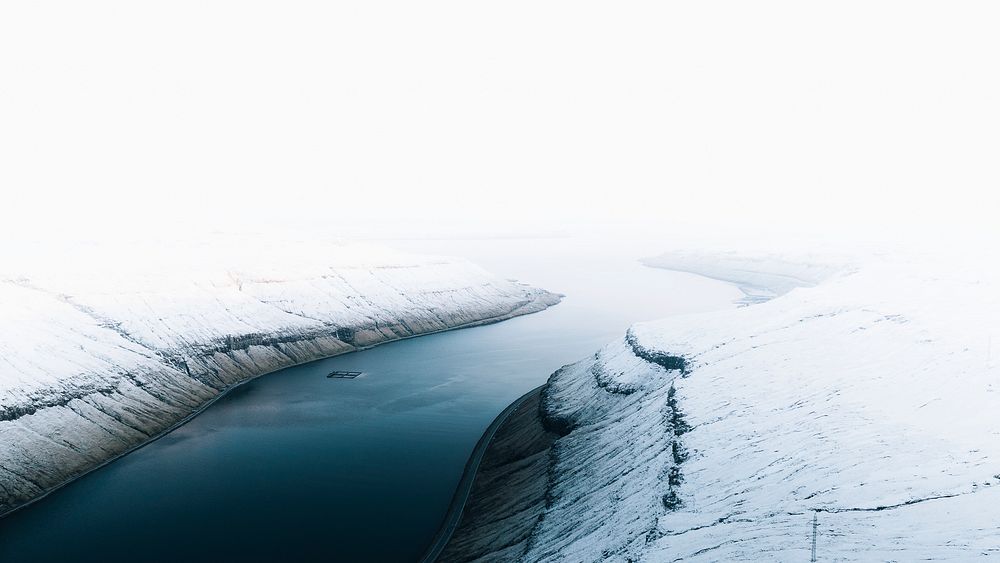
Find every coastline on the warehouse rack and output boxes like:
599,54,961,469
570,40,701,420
433,255,1000,560
0,292,561,520
420,384,549,563
430,262,793,561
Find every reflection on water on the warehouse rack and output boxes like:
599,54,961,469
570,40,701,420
0,238,740,562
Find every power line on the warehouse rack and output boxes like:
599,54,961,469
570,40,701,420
810,512,818,562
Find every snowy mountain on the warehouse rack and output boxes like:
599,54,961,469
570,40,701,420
0,237,560,516
445,248,1000,561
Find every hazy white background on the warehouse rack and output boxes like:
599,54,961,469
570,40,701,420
2,1,998,244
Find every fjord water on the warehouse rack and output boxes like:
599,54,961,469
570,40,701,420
0,238,741,562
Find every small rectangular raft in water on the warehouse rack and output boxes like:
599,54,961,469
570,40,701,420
327,370,363,379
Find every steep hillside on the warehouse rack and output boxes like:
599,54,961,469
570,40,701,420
0,238,560,515
446,251,1000,561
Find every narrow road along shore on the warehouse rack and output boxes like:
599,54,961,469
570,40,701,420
420,384,550,563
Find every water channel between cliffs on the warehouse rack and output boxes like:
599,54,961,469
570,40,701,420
0,238,742,562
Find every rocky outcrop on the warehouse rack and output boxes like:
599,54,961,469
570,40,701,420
439,336,689,562
0,242,560,516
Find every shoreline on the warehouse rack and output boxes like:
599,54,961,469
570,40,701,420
428,264,777,561
0,292,561,521
419,384,547,563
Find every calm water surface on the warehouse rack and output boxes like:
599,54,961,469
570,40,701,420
0,238,740,562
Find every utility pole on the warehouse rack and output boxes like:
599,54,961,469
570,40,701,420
810,512,818,562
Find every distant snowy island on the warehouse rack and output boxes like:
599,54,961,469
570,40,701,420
441,248,1000,561
0,236,560,516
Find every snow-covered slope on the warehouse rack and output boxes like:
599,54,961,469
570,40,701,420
485,250,1000,561
641,251,848,305
0,237,560,516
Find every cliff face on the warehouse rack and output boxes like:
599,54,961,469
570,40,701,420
437,389,558,563
0,240,560,515
446,252,1000,561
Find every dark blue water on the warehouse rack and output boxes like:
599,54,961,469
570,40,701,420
0,238,740,562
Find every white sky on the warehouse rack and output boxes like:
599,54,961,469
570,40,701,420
2,2,998,243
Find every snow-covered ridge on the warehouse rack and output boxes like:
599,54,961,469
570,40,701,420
0,238,560,516
511,251,1000,561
